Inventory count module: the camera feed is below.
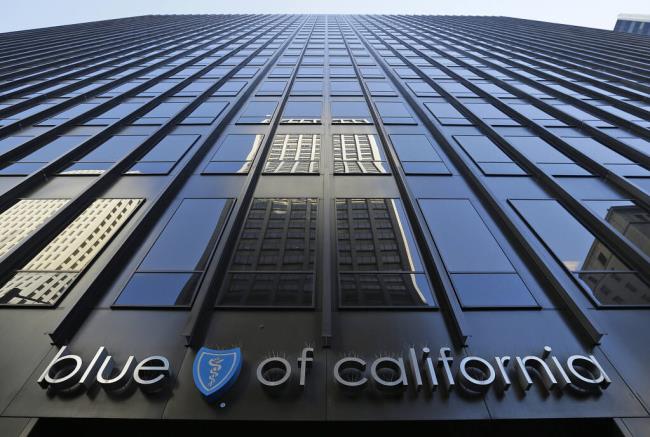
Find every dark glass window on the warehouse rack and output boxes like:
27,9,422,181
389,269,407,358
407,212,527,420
367,81,396,96
425,102,471,126
510,199,650,306
290,80,323,96
0,136,90,176
454,135,526,176
115,198,232,306
330,101,371,124
330,80,362,96
237,101,277,124
506,136,589,176
376,101,416,125
86,102,140,125
126,134,198,175
420,198,536,308
563,137,648,177
336,198,436,307
61,135,148,175
389,134,450,175
280,101,322,124
214,81,246,96
0,136,34,155
202,134,263,174
257,81,288,96
182,101,229,125
217,198,318,307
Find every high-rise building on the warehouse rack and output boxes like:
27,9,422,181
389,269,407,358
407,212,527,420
614,14,650,36
0,14,649,435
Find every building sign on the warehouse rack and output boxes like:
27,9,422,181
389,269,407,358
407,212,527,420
37,346,171,394
193,347,243,402
37,345,610,401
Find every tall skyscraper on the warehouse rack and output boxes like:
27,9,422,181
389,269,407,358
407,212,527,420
614,14,650,36
0,14,649,435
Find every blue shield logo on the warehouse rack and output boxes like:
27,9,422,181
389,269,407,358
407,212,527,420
193,347,242,402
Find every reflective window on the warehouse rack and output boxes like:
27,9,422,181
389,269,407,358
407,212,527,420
454,135,526,176
213,81,246,97
115,198,231,306
420,198,536,308
127,134,198,175
264,134,320,174
584,200,650,259
61,135,148,175
390,134,450,175
257,81,287,96
506,136,589,176
0,136,89,176
331,101,371,124
511,199,650,306
280,100,322,124
367,81,396,96
237,101,277,124
425,102,471,126
0,199,142,305
217,198,318,307
563,137,648,177
291,80,323,96
336,198,436,307
333,134,389,174
182,101,229,125
202,134,263,174
330,80,362,96
376,101,416,125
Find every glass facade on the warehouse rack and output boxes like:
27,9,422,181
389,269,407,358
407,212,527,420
0,14,649,428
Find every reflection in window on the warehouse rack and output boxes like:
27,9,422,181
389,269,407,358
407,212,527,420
202,134,263,174
563,137,650,177
182,101,229,125
126,134,198,175
217,198,318,307
506,136,589,176
61,135,149,175
0,136,89,176
376,101,417,125
425,102,471,126
264,134,320,174
455,135,526,176
330,80,362,96
237,101,277,124
0,199,68,258
257,81,287,96
280,101,322,124
115,198,231,306
291,81,323,96
584,200,650,259
336,198,436,307
331,101,372,124
511,199,650,306
390,134,450,175
0,198,142,305
420,199,535,308
333,134,389,174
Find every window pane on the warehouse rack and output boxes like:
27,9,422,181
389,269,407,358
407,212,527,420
336,198,436,307
139,198,230,271
217,198,318,307
0,198,142,305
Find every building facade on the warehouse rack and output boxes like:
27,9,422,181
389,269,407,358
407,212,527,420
0,14,649,435
614,14,650,36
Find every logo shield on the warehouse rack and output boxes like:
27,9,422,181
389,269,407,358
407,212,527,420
193,347,242,402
